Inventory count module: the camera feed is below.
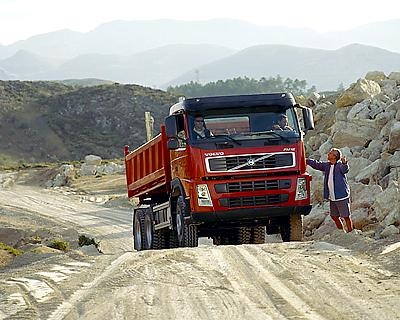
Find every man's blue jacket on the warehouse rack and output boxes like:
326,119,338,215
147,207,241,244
306,159,350,200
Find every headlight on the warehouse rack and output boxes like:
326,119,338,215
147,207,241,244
197,184,213,207
295,178,308,200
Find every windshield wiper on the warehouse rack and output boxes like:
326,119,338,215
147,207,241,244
211,134,242,145
249,130,291,143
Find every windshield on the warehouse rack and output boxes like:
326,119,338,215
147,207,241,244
188,107,300,143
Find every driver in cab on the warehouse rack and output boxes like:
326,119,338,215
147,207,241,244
193,116,213,139
272,114,293,131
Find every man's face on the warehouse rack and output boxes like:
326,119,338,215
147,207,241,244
279,117,288,128
194,118,204,130
327,149,338,164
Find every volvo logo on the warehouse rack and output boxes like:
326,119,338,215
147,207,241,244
247,158,255,166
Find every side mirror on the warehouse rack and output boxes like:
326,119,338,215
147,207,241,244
165,115,178,138
167,138,179,150
302,107,315,131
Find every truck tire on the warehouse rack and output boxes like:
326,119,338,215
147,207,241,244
237,227,251,244
133,209,146,251
176,196,198,247
290,214,303,241
252,226,266,244
168,229,179,248
153,229,168,249
143,209,154,250
280,214,303,242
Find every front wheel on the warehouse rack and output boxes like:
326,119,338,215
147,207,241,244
176,196,198,247
290,214,303,241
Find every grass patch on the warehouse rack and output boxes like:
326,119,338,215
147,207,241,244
0,242,23,256
48,239,70,252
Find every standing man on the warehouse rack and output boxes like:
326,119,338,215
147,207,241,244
306,148,353,232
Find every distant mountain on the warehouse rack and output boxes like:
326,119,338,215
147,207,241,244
0,67,14,80
1,19,400,61
167,44,400,91
1,44,235,87
0,30,84,59
0,50,58,78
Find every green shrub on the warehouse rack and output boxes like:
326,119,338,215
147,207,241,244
0,242,23,256
49,239,70,252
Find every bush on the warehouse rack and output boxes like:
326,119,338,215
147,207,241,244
49,239,70,252
0,242,23,256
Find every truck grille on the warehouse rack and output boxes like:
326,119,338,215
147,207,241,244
208,152,294,172
219,194,289,208
215,179,291,193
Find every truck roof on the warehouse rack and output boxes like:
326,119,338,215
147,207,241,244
169,92,296,114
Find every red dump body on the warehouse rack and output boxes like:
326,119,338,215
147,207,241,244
124,126,171,199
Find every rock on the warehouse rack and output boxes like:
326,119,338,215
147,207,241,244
388,151,400,168
350,183,382,210
335,79,381,108
347,157,372,180
307,92,321,106
304,203,328,231
355,159,389,185
80,164,97,176
372,181,400,222
380,225,400,238
361,140,384,162
388,121,400,153
351,208,373,230
306,167,324,203
382,209,400,229
84,155,102,166
365,71,386,83
318,139,333,157
388,71,400,84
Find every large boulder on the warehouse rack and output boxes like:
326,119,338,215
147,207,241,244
335,79,381,108
372,181,400,223
347,157,372,180
350,183,383,210
84,155,102,166
365,71,386,83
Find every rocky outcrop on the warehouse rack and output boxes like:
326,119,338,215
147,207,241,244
305,71,400,239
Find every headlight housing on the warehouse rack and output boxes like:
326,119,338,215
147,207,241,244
197,184,213,207
295,178,308,200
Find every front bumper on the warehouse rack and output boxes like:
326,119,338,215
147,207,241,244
191,205,312,225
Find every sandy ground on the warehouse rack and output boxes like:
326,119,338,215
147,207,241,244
0,168,399,320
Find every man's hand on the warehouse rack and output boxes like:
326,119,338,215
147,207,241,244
341,156,347,164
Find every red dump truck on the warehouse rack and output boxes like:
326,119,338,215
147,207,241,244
124,93,314,250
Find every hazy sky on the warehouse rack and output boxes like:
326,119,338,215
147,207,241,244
1,0,399,45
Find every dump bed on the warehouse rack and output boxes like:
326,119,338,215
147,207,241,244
124,126,171,199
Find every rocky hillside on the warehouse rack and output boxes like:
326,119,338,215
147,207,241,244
303,71,400,239
0,81,177,164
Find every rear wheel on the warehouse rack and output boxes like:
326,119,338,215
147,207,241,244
153,229,168,249
143,209,154,250
133,209,146,251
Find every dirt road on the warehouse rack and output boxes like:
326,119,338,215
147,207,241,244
0,171,399,319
